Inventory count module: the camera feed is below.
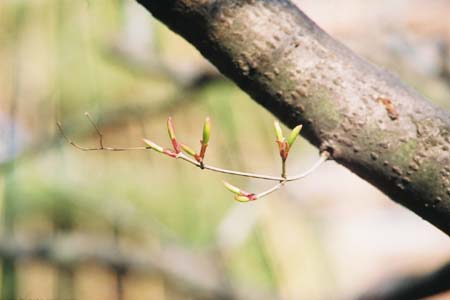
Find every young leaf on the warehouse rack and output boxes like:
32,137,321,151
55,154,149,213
180,143,197,157
167,116,181,153
142,138,164,153
223,181,241,195
287,124,302,148
234,195,251,202
202,117,211,144
167,116,176,140
273,121,284,142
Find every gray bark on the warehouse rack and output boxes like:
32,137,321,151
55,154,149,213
136,0,450,235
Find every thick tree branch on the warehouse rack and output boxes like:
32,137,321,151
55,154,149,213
135,0,450,235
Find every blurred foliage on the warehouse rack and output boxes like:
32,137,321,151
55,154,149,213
0,1,449,299
0,1,321,298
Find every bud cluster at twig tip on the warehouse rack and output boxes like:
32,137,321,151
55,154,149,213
143,116,213,162
273,121,302,161
198,117,211,163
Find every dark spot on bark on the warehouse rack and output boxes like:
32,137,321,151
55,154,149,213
379,142,390,149
392,166,402,176
402,177,411,184
338,137,353,147
409,162,420,171
396,183,405,190
297,87,308,97
378,97,399,120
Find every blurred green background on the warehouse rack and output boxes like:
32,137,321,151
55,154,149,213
0,1,449,300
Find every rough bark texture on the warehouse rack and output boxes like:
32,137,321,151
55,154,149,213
136,0,450,235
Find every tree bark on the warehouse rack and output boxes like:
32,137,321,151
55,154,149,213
136,0,450,235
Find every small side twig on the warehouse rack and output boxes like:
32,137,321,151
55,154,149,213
56,120,148,152
84,112,104,149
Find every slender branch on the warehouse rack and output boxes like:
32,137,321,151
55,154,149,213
84,112,104,149
58,118,328,183
178,154,283,181
287,152,329,182
188,152,329,183
256,181,285,199
181,151,327,200
56,122,149,152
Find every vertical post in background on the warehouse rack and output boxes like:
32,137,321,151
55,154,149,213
0,2,28,298
2,121,18,300
113,221,125,300
53,1,75,299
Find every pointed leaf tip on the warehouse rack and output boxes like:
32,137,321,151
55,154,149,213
142,138,164,153
223,181,241,195
273,121,284,142
180,143,197,157
234,195,251,202
202,117,211,144
287,124,302,148
167,116,176,140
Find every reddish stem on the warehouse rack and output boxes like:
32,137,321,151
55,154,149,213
199,141,208,159
171,138,181,154
163,149,178,158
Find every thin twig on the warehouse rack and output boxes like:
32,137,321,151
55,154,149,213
56,122,148,151
178,154,283,181
84,112,104,149
250,152,329,200
57,116,329,202
58,120,329,181
281,160,287,179
180,152,328,183
286,151,329,182
256,181,286,199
